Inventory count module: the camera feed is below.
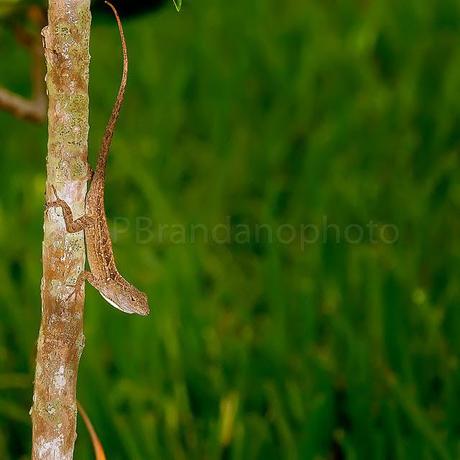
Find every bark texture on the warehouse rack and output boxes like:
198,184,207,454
31,1,91,459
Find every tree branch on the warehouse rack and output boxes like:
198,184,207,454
31,1,91,458
0,85,45,122
0,6,47,122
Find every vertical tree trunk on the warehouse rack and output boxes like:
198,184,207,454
31,1,91,458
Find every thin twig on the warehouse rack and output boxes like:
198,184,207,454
0,86,46,122
77,401,107,460
0,6,47,122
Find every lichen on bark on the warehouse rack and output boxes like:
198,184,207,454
31,1,91,459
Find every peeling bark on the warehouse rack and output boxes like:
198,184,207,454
31,1,91,459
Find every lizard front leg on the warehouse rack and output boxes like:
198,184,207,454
66,270,104,302
46,185,94,233
67,270,114,305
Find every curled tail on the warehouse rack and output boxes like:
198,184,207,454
96,1,128,175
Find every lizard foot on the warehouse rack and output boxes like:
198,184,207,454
64,271,89,304
45,185,65,212
65,284,83,303
86,164,94,181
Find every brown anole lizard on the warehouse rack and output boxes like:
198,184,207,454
46,1,150,316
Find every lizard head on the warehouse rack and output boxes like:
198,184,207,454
100,284,150,316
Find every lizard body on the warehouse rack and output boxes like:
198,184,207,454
47,2,150,316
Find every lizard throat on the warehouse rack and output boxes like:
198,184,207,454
100,292,134,314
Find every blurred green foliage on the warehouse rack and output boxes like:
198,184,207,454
1,0,460,458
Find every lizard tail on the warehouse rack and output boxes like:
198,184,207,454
96,1,128,174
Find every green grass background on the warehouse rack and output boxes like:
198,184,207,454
1,0,460,458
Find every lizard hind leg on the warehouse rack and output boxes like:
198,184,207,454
46,185,93,233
